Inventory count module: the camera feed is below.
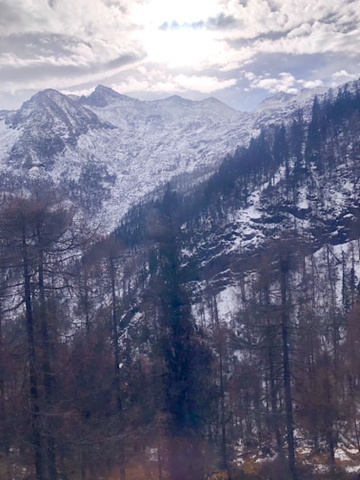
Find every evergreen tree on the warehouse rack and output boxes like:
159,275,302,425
152,186,213,480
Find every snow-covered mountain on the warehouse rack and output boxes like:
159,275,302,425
252,87,328,126
6,89,107,169
0,80,355,231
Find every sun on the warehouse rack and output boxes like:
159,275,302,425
144,28,221,68
130,0,223,68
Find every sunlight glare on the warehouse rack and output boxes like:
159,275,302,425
144,28,220,67
130,0,223,67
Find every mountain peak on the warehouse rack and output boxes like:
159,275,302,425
95,84,114,92
80,85,133,108
29,88,75,106
10,88,98,127
256,91,297,110
201,96,221,103
199,96,238,113
38,88,64,98
162,94,194,105
6,87,104,167
93,85,121,97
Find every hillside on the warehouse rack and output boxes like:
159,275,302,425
113,81,360,478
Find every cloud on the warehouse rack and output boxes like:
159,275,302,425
299,79,324,89
107,72,237,96
207,13,238,30
287,22,312,38
330,69,359,88
219,0,360,74
245,70,332,96
222,0,360,41
0,50,143,85
0,0,131,38
159,14,238,32
130,0,221,27
173,74,237,93
0,53,145,99
245,72,256,81
332,70,358,81
248,72,298,94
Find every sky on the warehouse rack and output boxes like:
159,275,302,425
0,0,359,111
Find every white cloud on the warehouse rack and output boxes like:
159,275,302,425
1,0,132,39
244,72,256,81
287,23,312,38
332,70,358,81
246,71,329,94
0,57,144,95
248,72,298,94
250,20,360,58
298,79,324,89
330,69,359,87
221,0,360,42
173,74,236,93
109,73,237,96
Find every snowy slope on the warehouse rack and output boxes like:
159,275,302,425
176,81,360,322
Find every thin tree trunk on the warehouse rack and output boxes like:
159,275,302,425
0,297,11,480
213,296,228,472
157,442,163,480
109,256,125,480
83,268,90,334
268,338,282,453
264,283,282,454
110,256,122,413
280,257,297,480
22,228,45,480
38,238,57,480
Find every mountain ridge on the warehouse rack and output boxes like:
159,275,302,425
0,79,358,231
